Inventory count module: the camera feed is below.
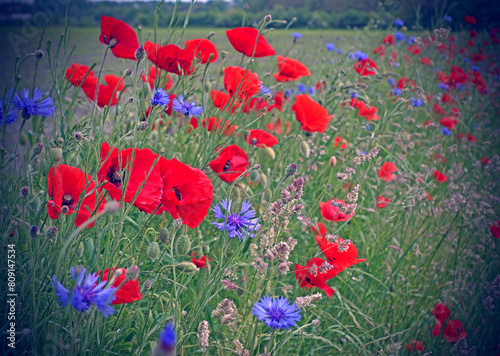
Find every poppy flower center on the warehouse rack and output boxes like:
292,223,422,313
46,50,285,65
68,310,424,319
62,193,74,206
107,165,125,185
173,186,182,201
251,138,258,145
222,160,231,172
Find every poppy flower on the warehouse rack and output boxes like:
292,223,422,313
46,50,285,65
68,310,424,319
465,15,476,24
192,251,210,268
291,94,333,133
267,92,284,112
242,97,268,113
408,45,422,55
489,221,500,238
141,65,172,91
383,35,394,46
184,39,218,64
373,44,385,56
224,66,262,101
315,231,365,272
81,74,124,108
333,136,348,150
144,41,194,76
295,257,338,297
434,170,447,183
47,164,106,228
210,90,241,113
354,58,377,76
246,129,278,148
319,199,354,222
65,63,95,87
377,196,390,209
99,16,139,60
202,117,237,136
432,318,467,343
100,268,141,305
421,57,432,65
481,157,490,165
439,117,458,130
209,144,249,183
405,340,423,352
226,27,275,58
98,143,163,214
158,157,213,228
378,162,397,182
273,55,311,82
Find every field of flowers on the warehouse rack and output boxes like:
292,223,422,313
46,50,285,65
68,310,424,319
1,2,499,355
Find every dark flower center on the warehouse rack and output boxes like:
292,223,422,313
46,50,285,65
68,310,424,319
62,193,74,206
251,138,258,145
269,308,285,322
222,160,231,172
107,165,124,185
173,186,182,201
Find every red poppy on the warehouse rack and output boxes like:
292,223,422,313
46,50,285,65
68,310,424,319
465,15,476,24
100,268,141,305
159,157,213,228
202,117,237,136
184,39,218,64
273,55,311,82
291,94,334,133
354,58,377,76
421,57,432,65
141,65,172,91
246,129,278,148
265,118,290,135
210,90,241,113
81,74,125,108
144,41,194,76
319,199,354,222
433,103,447,116
357,102,379,121
405,340,423,352
373,44,385,56
434,170,447,183
439,117,458,129
397,77,415,89
65,63,95,87
192,251,210,268
481,157,490,165
224,66,262,102
466,133,477,142
209,144,249,183
315,233,365,272
98,143,163,214
378,162,397,182
242,97,268,113
383,35,394,46
333,136,348,150
294,257,337,297
489,221,500,238
226,27,275,58
99,16,139,61
47,164,106,228
432,318,467,343
408,45,422,55
433,303,450,323
377,196,390,209
267,92,284,112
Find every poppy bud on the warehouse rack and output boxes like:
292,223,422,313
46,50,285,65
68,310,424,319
260,172,268,186
249,170,260,181
159,228,170,243
128,97,134,103
312,319,321,326
300,141,310,158
76,241,84,258
221,51,228,60
45,226,58,240
50,147,62,163
21,186,29,197
74,131,84,141
264,14,272,23
126,265,140,281
30,225,39,239
104,200,121,215
137,121,148,131
35,49,44,60
330,156,337,166
147,241,161,261
173,218,183,230
135,46,146,61
61,205,70,214
32,142,43,156
265,188,272,201
263,146,275,160
175,262,199,274
57,137,64,145
203,245,210,254
285,163,297,177
175,235,191,255
143,279,152,291
251,164,261,171
124,69,133,77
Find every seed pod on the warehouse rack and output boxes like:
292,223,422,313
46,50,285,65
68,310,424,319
147,241,160,261
175,262,199,274
51,147,62,163
202,245,210,254
249,170,260,181
126,265,140,280
175,235,191,256
260,172,268,187
76,242,84,258
159,228,170,243
263,146,275,160
300,141,310,158
143,280,152,291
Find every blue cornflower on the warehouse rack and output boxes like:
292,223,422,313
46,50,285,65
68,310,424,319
392,62,401,68
336,48,343,54
308,86,315,95
365,125,371,130
394,32,405,41
405,36,415,44
252,296,301,329
259,84,271,95
1,89,17,126
150,88,170,107
13,87,55,120
394,18,404,27
350,51,368,60
51,267,116,317
471,65,481,72
154,323,176,354
326,42,335,51
444,15,452,22
392,88,402,96
297,83,306,93
410,97,422,107
388,77,395,85
438,83,450,91
284,89,292,99
441,127,452,136
292,32,302,39
212,198,261,241
172,95,203,117
350,90,358,98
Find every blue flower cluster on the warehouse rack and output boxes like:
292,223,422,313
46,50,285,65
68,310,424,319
252,296,301,329
172,95,203,117
212,198,261,241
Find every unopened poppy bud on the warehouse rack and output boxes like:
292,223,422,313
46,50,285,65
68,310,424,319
57,137,64,145
175,262,199,274
264,14,272,23
300,141,310,158
263,146,275,160
203,245,210,254
252,164,261,171
260,172,268,186
128,97,134,103
125,265,140,281
34,49,44,60
175,235,191,255
173,218,183,230
221,51,228,60
147,241,161,261
124,69,133,77
21,186,29,197
135,46,146,61
76,241,84,258
312,319,321,326
249,170,259,181
61,205,70,214
330,156,337,166
30,225,39,239
265,188,272,201
104,200,121,215
285,163,297,177
159,228,170,243
207,31,215,39
45,226,58,240
143,279,152,290
32,142,43,156
137,121,148,131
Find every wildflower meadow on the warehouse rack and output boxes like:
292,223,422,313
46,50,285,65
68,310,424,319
0,1,499,355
